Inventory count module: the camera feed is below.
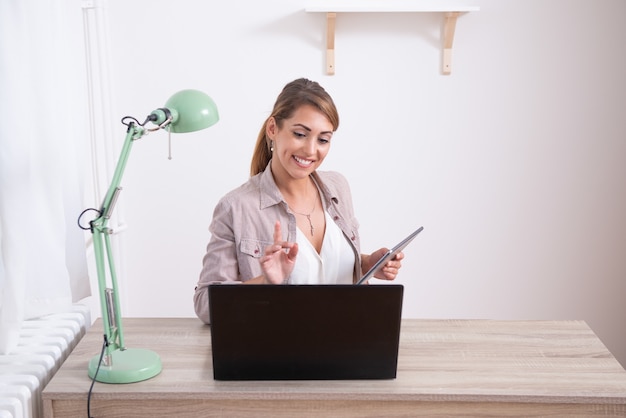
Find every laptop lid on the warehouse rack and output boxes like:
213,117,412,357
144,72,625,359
208,284,404,380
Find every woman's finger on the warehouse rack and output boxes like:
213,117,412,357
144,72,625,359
273,220,282,244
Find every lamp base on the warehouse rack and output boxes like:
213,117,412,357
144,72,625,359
88,347,162,384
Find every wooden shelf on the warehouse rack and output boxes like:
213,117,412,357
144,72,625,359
305,1,479,13
305,1,480,75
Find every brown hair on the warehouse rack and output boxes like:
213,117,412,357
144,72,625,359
250,78,339,176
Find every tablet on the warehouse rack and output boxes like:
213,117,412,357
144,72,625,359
356,226,423,285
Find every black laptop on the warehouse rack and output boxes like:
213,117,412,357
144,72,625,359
208,284,404,380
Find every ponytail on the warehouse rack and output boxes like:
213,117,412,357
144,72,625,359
250,120,272,177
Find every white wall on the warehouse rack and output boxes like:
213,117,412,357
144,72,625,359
87,0,626,366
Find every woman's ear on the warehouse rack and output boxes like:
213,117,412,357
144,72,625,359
266,116,277,138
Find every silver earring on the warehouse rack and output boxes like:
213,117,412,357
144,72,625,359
270,141,274,152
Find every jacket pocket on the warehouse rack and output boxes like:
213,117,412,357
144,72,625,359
240,238,273,259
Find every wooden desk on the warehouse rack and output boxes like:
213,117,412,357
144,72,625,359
43,318,626,417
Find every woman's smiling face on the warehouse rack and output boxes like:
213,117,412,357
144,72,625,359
268,104,334,182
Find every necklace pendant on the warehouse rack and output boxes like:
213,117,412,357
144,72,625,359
306,214,314,236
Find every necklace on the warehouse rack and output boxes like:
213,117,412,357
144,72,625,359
291,199,316,236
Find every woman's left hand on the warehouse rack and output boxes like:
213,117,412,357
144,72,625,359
364,248,404,281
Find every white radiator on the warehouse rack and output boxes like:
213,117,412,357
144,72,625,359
0,304,91,418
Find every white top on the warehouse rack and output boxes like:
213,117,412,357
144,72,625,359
289,211,355,284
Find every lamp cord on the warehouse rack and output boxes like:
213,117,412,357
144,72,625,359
77,207,101,231
87,335,108,418
121,116,143,129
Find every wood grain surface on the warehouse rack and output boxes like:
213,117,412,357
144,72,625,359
43,318,626,417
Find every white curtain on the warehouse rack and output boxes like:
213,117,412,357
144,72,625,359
0,0,91,353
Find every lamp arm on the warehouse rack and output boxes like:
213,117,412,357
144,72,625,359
90,122,144,358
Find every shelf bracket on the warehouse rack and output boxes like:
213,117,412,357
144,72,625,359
326,12,336,75
442,12,459,75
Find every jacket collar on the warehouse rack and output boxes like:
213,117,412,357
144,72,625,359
258,161,340,210
259,162,283,210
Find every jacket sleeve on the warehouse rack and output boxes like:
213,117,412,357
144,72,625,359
193,198,240,324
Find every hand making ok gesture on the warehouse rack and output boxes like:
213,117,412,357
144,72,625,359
259,221,299,284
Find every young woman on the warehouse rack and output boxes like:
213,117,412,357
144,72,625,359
193,78,403,324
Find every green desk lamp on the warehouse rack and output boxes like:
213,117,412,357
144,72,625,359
83,89,218,383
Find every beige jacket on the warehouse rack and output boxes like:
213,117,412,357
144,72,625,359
193,163,362,324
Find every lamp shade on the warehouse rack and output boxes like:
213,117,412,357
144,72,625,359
164,89,219,133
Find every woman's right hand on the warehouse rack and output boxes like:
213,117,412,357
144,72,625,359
259,221,298,284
